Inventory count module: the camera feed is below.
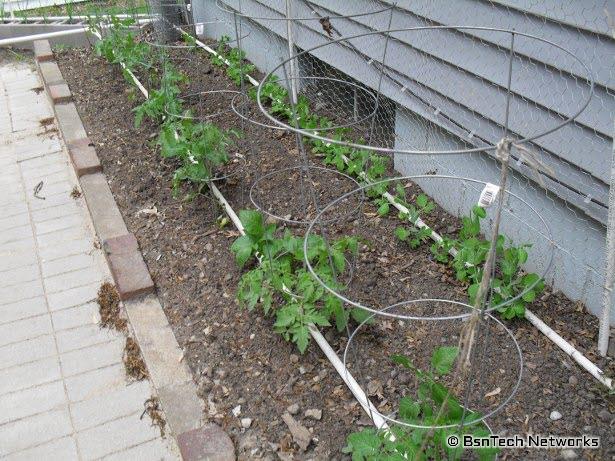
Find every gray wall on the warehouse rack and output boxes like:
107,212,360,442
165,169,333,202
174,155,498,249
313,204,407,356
193,0,615,320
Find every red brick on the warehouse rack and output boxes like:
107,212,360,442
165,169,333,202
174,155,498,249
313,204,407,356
67,138,102,176
49,83,72,104
177,424,235,461
103,234,154,300
33,40,53,63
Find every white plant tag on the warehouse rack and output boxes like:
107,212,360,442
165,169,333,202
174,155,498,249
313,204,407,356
478,183,500,208
195,24,204,35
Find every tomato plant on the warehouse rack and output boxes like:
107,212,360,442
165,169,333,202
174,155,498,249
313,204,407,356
231,210,361,353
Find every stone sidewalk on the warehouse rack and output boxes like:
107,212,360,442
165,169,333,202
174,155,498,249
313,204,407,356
0,52,180,460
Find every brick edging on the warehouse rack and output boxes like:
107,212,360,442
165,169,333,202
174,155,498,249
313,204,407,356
34,40,235,461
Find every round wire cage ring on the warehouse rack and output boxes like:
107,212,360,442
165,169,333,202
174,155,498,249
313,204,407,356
165,90,242,123
343,301,523,430
261,75,380,133
304,175,554,321
250,165,365,226
256,26,594,156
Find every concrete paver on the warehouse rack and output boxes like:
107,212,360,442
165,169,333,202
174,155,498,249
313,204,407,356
0,53,179,460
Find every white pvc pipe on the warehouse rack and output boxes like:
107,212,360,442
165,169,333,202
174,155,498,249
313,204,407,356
4,14,149,21
0,18,150,47
0,26,87,46
526,309,612,388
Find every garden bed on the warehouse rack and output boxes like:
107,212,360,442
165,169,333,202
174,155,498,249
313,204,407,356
56,44,614,461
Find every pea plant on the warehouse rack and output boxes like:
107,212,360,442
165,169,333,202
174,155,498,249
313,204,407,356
430,205,545,319
210,35,256,86
231,210,362,353
343,347,498,461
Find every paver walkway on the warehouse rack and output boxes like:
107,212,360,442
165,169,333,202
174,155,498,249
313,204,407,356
0,53,180,460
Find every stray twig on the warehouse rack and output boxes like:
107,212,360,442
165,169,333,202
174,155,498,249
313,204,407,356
33,181,45,200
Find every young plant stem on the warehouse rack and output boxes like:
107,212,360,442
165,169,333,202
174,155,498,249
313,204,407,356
416,139,512,460
458,138,511,372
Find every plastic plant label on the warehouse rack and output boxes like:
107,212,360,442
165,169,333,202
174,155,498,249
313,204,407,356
478,183,500,208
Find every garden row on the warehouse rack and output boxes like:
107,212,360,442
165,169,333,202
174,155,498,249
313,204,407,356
55,16,613,460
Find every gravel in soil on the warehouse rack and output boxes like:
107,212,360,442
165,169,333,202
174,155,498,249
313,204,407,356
57,47,614,461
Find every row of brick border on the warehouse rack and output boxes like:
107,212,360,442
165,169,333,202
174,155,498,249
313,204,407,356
33,40,235,461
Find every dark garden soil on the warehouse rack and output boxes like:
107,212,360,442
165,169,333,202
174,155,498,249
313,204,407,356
56,46,614,461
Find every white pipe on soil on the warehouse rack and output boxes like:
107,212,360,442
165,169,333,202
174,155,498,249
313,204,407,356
526,309,612,388
188,33,613,390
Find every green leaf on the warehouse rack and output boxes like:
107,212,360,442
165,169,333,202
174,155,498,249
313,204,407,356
350,308,373,325
431,346,459,375
416,194,428,208
399,397,420,421
473,206,487,219
239,210,264,238
377,202,390,216
295,326,309,354
274,307,295,328
230,235,253,267
522,289,536,303
343,429,382,458
395,226,410,242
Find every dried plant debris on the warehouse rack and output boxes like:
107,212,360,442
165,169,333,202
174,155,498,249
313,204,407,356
123,337,148,381
39,116,54,127
70,185,82,199
97,282,127,331
141,397,166,437
31,86,44,94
